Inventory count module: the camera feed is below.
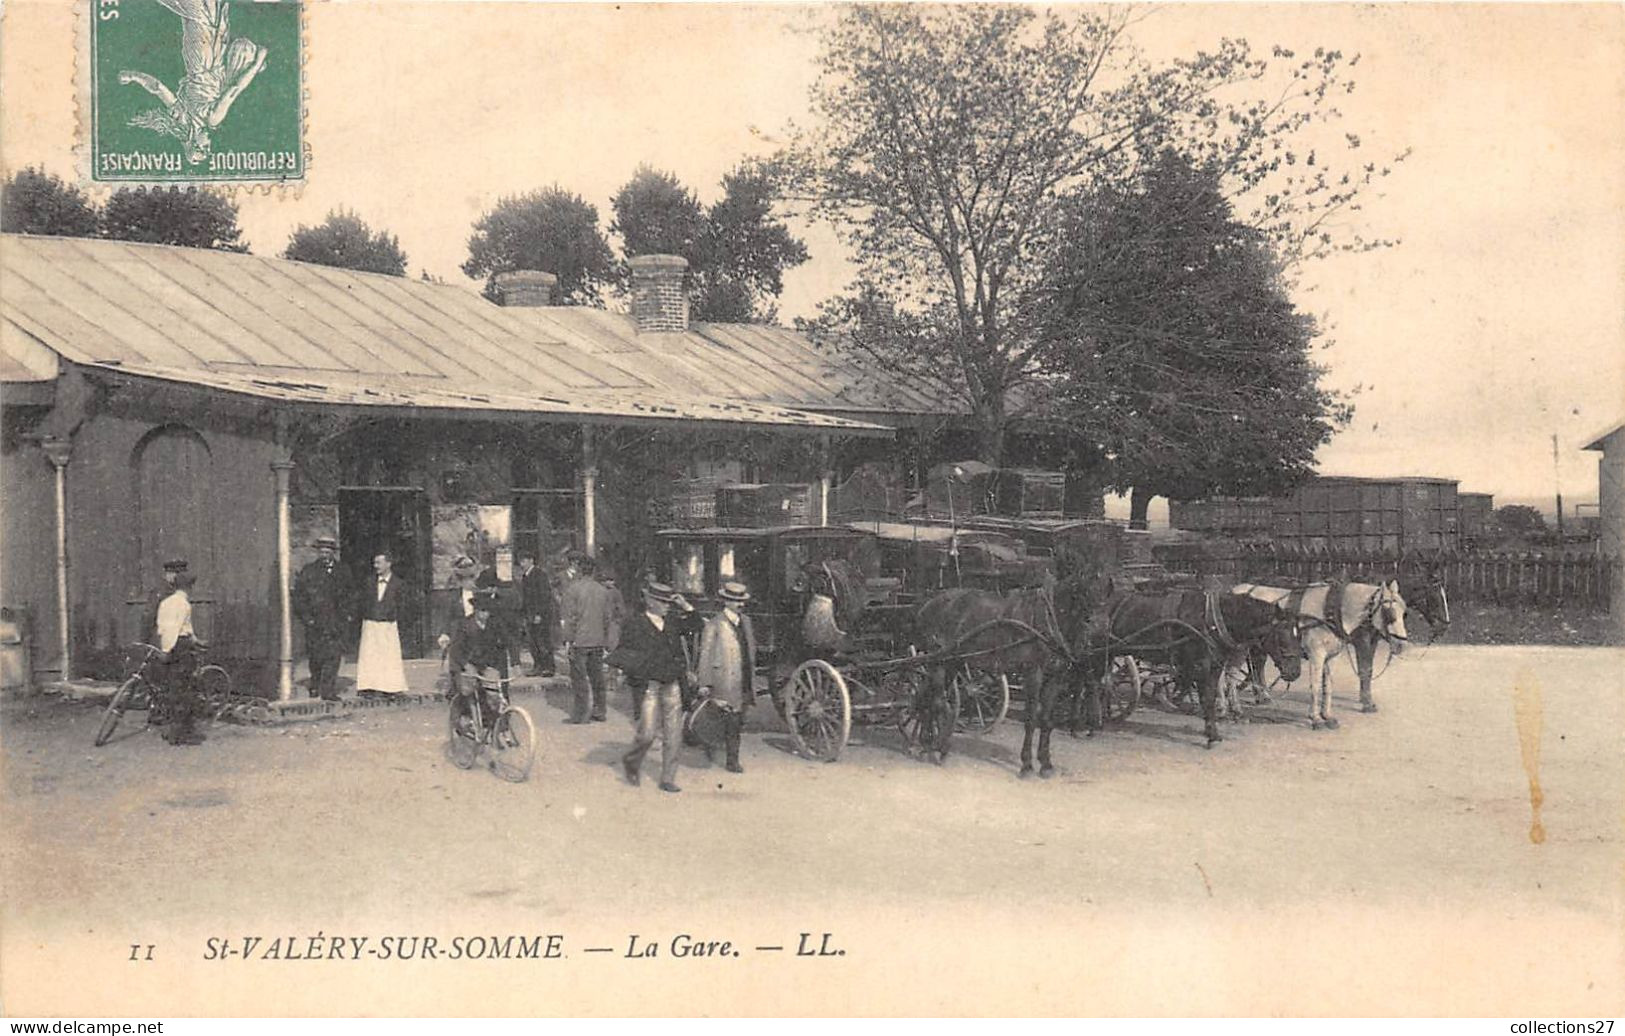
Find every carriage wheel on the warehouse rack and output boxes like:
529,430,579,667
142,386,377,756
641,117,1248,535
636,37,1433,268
898,672,958,750
953,667,1010,734
783,659,852,762
1105,656,1142,722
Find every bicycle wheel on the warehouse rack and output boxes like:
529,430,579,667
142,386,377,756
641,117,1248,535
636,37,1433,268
447,696,479,770
194,665,232,721
489,706,537,783
94,676,142,747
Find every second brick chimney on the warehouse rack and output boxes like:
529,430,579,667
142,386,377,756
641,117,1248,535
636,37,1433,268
492,270,558,307
628,254,689,335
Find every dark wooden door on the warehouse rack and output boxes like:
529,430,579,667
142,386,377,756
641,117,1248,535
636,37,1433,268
338,488,430,657
133,425,215,641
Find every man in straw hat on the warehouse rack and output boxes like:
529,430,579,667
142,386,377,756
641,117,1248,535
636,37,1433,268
607,579,700,793
293,537,349,701
694,580,757,774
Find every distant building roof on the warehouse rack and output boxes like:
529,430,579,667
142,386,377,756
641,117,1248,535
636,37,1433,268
1582,421,1625,451
0,233,948,431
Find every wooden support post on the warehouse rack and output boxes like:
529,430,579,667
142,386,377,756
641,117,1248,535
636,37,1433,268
818,433,832,527
581,426,598,557
42,437,73,681
272,457,296,702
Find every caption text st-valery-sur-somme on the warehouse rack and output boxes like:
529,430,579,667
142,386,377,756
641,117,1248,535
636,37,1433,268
193,932,846,962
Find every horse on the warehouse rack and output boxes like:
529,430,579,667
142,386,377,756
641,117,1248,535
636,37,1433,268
1087,589,1303,747
1235,561,1445,716
1231,580,1409,728
913,576,1089,778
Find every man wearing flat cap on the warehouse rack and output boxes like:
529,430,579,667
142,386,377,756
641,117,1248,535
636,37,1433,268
153,570,205,745
142,558,190,645
560,554,621,724
694,580,757,773
293,537,350,701
607,579,701,793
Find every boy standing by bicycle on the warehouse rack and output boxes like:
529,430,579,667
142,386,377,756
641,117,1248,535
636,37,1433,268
154,571,205,745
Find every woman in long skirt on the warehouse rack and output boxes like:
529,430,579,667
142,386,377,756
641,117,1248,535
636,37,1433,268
356,552,409,698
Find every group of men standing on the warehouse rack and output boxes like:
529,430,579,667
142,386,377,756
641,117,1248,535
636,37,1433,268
293,537,759,794
292,538,411,701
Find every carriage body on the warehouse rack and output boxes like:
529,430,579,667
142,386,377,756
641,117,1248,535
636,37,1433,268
654,524,964,761
848,520,1054,601
655,524,900,670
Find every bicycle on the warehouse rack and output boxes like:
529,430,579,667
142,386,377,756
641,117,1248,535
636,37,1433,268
93,643,233,747
446,669,537,782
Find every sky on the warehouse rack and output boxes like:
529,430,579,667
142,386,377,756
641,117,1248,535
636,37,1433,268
2,1,1621,516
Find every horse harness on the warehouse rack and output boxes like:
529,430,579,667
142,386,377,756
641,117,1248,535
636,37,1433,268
1253,581,1400,646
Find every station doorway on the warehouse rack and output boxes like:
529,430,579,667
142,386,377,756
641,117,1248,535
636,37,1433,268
338,487,431,658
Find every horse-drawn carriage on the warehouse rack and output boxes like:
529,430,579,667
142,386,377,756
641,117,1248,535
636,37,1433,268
655,523,1026,761
653,516,1426,776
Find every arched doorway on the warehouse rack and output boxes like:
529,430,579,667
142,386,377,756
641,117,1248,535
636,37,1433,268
131,424,215,638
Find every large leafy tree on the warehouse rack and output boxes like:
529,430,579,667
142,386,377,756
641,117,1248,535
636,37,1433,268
785,6,1395,462
0,168,101,238
283,209,407,276
101,186,246,251
1038,150,1352,527
463,186,616,305
609,164,808,323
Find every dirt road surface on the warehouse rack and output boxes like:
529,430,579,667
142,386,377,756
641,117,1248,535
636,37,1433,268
3,644,1621,1016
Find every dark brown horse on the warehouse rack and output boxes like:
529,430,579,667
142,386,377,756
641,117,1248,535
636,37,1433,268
1088,589,1303,746
914,579,1088,778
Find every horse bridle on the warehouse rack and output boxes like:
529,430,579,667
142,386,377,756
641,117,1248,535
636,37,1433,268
1368,585,1409,646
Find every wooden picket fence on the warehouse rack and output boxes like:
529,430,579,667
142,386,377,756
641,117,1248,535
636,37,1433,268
1151,542,1619,611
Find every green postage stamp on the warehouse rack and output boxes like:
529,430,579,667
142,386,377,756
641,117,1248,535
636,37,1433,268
88,0,304,183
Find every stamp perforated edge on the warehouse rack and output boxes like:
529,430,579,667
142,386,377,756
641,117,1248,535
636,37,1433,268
71,0,311,195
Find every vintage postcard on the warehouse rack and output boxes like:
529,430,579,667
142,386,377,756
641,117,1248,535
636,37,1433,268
1,0,1622,1021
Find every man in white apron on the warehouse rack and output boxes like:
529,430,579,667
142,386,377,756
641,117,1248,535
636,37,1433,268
356,551,410,699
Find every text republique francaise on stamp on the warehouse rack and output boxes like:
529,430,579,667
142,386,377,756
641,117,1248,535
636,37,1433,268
87,0,304,184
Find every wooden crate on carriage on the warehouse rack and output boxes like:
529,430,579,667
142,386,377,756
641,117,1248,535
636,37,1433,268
991,469,1066,519
717,483,816,528
668,479,720,529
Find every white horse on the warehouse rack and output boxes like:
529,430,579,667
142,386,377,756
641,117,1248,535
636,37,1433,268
1230,581,1410,730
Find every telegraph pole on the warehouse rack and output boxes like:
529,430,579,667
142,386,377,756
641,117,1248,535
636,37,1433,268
1552,433,1565,538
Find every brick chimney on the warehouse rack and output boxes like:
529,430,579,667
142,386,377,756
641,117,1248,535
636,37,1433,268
492,270,557,307
628,254,689,334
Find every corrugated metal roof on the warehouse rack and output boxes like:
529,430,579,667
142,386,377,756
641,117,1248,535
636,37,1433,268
505,306,949,414
1,317,59,382
83,360,889,434
0,232,950,427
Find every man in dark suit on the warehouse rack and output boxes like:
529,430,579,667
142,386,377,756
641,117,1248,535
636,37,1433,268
293,537,349,701
517,549,555,677
447,588,513,726
607,580,700,793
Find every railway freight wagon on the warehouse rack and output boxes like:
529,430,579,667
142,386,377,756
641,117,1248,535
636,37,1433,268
1271,476,1461,552
1171,476,1465,552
